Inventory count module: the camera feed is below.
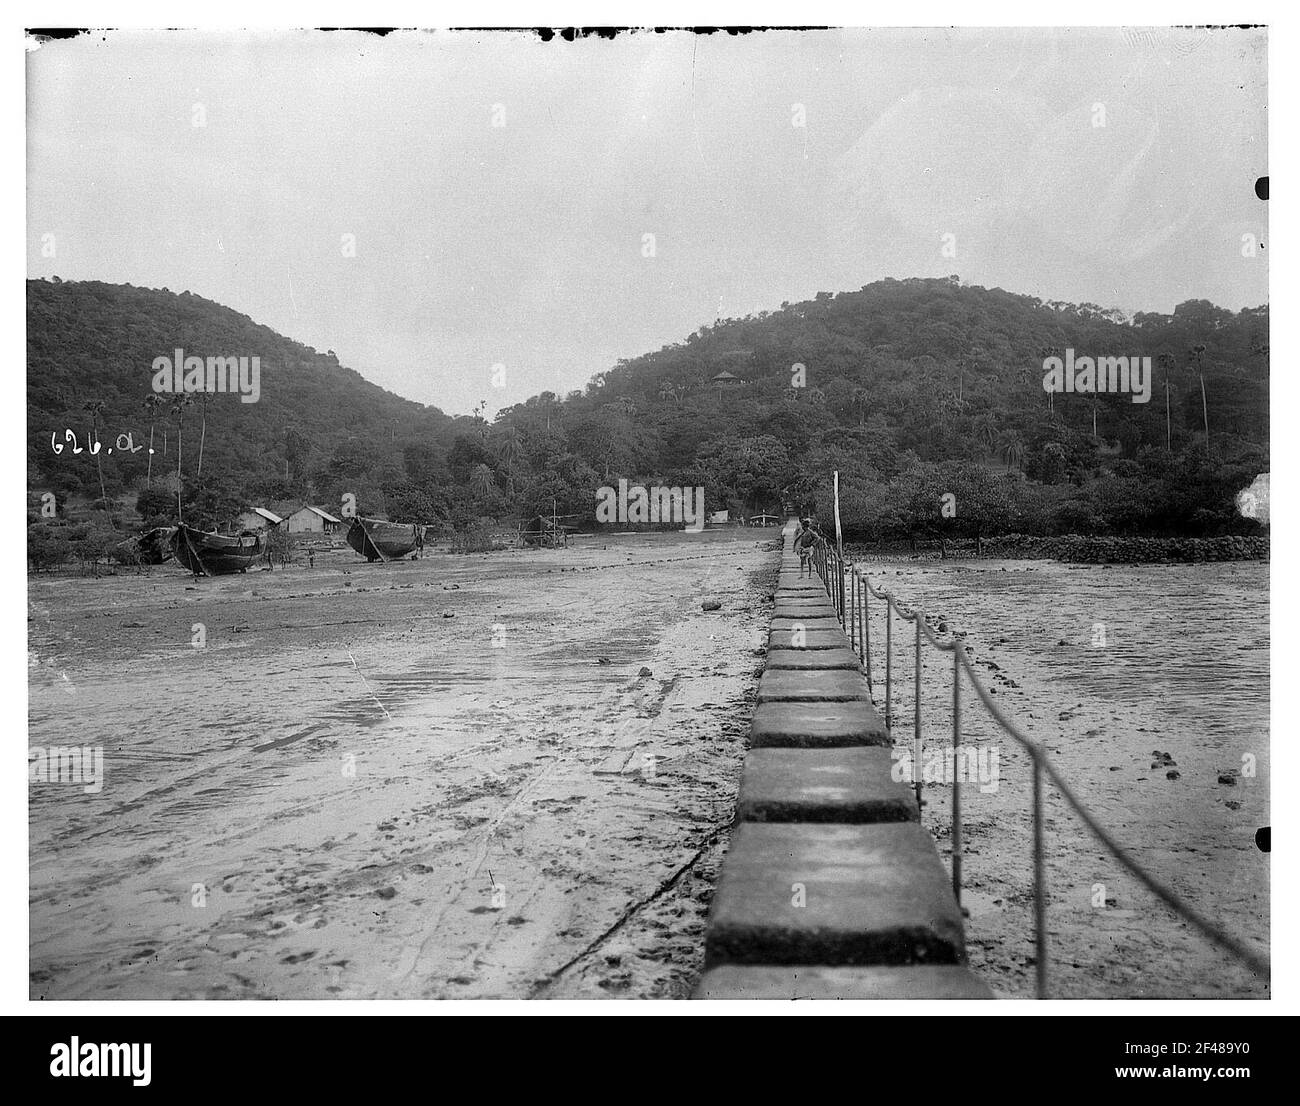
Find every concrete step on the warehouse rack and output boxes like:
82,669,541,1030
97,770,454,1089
772,606,838,623
694,964,993,1000
703,822,967,967
751,700,888,747
770,615,842,630
757,667,869,703
737,747,918,823
765,646,861,670
769,627,853,650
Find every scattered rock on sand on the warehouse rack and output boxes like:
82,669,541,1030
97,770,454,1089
1218,772,1238,786
638,667,652,677
701,599,722,611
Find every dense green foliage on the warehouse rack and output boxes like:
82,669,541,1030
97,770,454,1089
28,276,1268,561
491,276,1268,541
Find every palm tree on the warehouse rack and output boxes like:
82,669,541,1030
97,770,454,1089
493,429,525,497
1157,353,1176,451
196,393,211,477
170,395,193,520
658,381,685,406
972,413,999,456
471,400,490,442
997,429,1026,473
83,399,109,513
1037,346,1057,417
1188,344,1210,453
538,392,559,430
469,463,494,499
143,394,164,486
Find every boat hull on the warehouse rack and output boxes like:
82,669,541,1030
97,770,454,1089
346,517,425,561
114,526,176,565
173,525,263,575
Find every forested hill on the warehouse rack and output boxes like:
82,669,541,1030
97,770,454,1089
484,276,1267,538
27,278,454,506
27,275,1269,541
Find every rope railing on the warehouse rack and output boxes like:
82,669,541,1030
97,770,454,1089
806,537,1268,997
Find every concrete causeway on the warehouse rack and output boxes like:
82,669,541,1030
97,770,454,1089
694,520,992,1000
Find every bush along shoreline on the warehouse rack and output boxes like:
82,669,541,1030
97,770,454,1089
845,533,1269,564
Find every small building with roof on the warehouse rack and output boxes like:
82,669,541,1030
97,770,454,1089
234,507,283,532
285,505,343,535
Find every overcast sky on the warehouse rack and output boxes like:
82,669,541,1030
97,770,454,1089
27,26,1267,417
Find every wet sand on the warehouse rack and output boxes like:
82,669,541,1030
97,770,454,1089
854,558,1270,999
29,529,776,999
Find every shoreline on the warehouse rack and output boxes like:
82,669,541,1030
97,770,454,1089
845,534,1268,565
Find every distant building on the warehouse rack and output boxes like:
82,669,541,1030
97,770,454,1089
285,505,342,535
711,370,743,387
234,507,283,532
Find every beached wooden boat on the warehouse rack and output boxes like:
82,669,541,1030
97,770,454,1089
345,516,425,562
114,526,176,565
172,524,263,576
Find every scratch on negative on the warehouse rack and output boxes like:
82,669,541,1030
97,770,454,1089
348,650,392,719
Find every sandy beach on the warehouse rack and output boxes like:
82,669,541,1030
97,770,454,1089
29,529,776,999
29,535,1268,1000
851,557,1270,999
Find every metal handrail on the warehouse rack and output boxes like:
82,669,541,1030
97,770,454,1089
806,538,1269,997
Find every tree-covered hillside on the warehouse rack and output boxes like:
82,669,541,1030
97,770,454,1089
27,275,1269,550
27,278,455,519
488,276,1268,540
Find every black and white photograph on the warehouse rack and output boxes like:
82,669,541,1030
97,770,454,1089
15,7,1288,1034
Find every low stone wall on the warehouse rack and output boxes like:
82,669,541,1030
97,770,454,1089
980,533,1268,564
848,533,1268,564
693,521,991,1000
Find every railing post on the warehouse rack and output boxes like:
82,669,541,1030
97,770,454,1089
884,600,892,731
1033,754,1048,999
914,613,923,812
848,568,856,651
862,576,872,691
951,646,962,906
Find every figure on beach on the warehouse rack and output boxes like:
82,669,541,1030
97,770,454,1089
796,517,820,577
